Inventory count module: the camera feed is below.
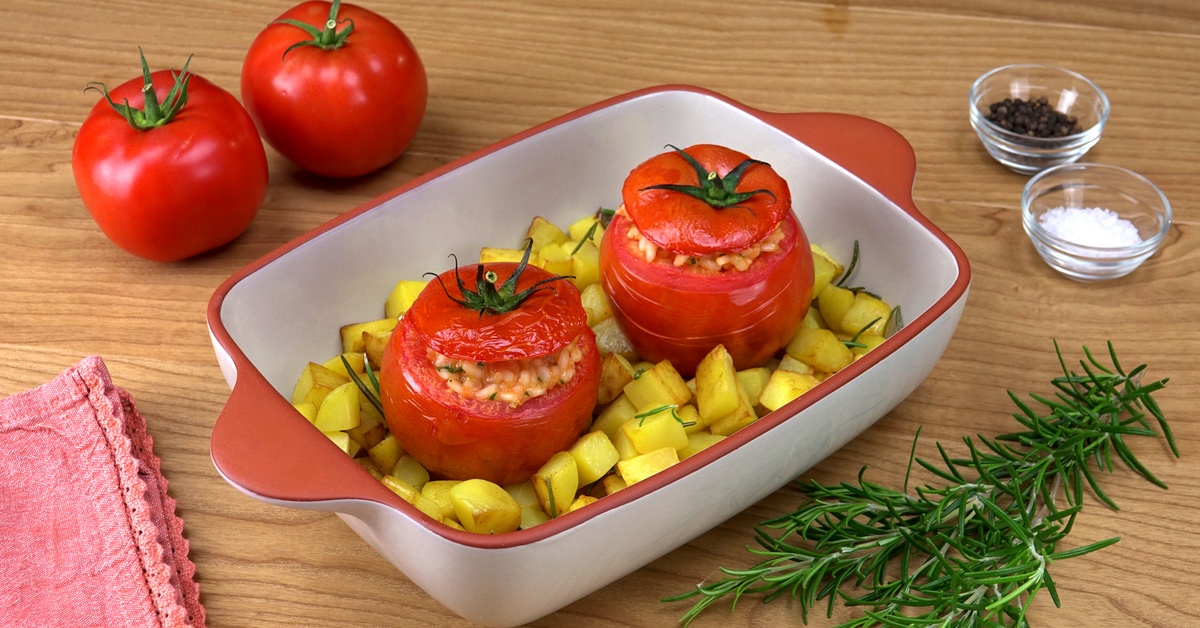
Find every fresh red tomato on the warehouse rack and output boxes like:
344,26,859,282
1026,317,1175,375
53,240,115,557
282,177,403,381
380,255,600,485
241,0,427,178
72,54,268,263
599,144,814,376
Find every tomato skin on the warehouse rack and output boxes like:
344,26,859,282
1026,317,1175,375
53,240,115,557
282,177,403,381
380,317,600,485
407,262,590,362
241,1,427,178
599,211,813,377
72,72,267,263
622,144,791,255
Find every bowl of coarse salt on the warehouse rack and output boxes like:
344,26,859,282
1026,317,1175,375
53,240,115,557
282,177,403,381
1022,162,1171,282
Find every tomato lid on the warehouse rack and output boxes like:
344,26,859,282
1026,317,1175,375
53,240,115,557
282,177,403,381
406,258,588,362
621,144,791,256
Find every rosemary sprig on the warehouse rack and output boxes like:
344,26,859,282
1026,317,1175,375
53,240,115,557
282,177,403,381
666,342,1176,627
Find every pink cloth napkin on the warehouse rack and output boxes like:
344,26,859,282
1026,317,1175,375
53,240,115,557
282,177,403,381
0,356,205,628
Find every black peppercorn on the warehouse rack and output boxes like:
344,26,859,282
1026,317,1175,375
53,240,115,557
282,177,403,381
985,96,1083,138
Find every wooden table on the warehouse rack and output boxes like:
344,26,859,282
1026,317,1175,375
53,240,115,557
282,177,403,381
3,1,1197,626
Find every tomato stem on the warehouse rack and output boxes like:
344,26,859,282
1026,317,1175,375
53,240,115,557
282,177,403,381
276,0,356,57
639,144,777,212
85,48,193,131
425,239,574,317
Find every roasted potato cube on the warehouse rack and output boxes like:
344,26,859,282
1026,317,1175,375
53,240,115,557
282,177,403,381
519,505,550,530
385,279,428,320
503,480,540,509
617,447,679,485
291,361,349,407
292,401,317,423
450,479,520,534
568,214,606,242
314,382,361,432
345,394,386,449
597,352,637,405
421,480,461,521
759,369,821,411
622,409,688,455
532,451,579,518
602,474,627,495
535,244,574,276
391,455,431,491
695,344,740,423
811,244,845,297
381,475,420,502
679,432,727,460
776,354,814,374
816,284,855,333
340,318,397,354
362,330,392,370
479,247,527,264
592,317,637,360
527,216,570,253
323,352,365,377
322,430,354,455
787,327,854,373
355,457,384,480
736,367,771,407
708,384,758,436
611,425,640,461
623,360,693,410
367,434,404,475
840,292,893,337
592,393,637,441
851,334,887,357
677,404,708,435
567,240,601,289
567,495,599,513
801,306,827,330
580,282,612,327
569,431,620,486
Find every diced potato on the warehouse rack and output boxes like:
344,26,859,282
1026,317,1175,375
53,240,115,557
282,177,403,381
839,291,892,337
451,479,521,534
385,279,429,320
346,395,386,449
852,334,887,357
621,409,688,455
391,455,431,491
421,480,461,520
736,367,771,407
623,360,693,410
816,284,855,333
708,384,758,436
291,362,349,407
694,344,740,423
323,352,365,377
567,495,599,513
597,352,636,405
381,475,420,503
677,404,708,435
355,457,384,480
526,216,570,253
503,481,540,509
442,518,467,532
322,430,354,454
802,306,827,330
362,330,392,370
617,447,679,485
535,244,574,276
532,451,579,518
592,393,637,441
367,434,404,475
340,318,397,354
592,317,637,360
568,214,606,242
811,243,845,297
567,240,601,289
679,432,727,460
602,474,627,495
787,327,854,373
579,282,612,327
611,425,640,461
479,247,527,264
569,431,620,486
759,369,821,411
519,505,550,530
776,354,814,374
314,382,361,432
293,401,317,423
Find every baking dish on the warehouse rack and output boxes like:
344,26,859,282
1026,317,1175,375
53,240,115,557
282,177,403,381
208,85,970,627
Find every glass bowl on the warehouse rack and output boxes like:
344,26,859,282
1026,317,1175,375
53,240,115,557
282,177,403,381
969,65,1110,174
1022,163,1171,282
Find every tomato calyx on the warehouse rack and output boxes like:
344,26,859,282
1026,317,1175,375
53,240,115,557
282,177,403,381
85,48,192,131
275,0,355,57
638,144,777,213
426,239,573,317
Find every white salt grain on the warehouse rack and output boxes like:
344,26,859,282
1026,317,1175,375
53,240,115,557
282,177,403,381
1038,206,1142,248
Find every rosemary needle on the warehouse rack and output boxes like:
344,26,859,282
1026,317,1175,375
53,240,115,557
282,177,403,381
665,342,1176,627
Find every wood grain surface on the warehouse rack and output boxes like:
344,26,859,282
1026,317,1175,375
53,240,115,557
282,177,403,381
2,1,1197,626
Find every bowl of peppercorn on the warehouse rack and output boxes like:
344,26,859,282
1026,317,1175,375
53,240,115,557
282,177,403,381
1022,163,1171,282
969,64,1110,174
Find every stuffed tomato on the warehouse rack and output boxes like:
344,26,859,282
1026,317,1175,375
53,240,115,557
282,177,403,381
599,144,814,376
379,251,600,485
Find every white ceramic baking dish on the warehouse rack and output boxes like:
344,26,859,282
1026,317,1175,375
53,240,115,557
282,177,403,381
208,85,971,627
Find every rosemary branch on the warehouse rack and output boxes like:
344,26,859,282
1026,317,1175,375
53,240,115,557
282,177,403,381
666,342,1176,627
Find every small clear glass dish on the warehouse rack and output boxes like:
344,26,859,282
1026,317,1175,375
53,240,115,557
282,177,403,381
1022,163,1171,282
969,65,1110,174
